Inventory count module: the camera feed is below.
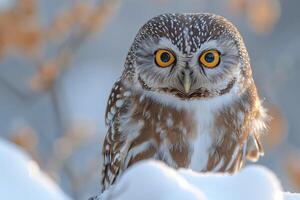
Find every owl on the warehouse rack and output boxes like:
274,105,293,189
101,13,267,191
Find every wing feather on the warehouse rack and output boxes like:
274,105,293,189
101,80,130,191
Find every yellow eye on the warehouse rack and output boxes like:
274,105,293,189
199,50,220,68
155,49,176,68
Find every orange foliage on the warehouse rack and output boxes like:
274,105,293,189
1,1,121,198
262,104,287,149
30,61,60,91
47,3,94,39
10,125,39,161
228,0,281,34
0,0,42,56
286,154,300,192
247,0,281,34
0,0,120,91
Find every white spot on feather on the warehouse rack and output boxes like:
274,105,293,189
107,112,114,120
166,117,174,128
124,91,131,97
116,99,124,108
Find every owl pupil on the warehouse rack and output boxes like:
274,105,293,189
205,53,215,63
161,52,170,62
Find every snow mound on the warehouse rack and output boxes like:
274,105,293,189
98,160,300,200
0,139,71,200
284,193,300,200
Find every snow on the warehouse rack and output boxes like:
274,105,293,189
284,193,300,200
0,139,71,200
1,135,299,200
179,165,282,200
98,160,300,200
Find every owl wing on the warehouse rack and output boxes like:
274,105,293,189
245,104,266,162
224,104,266,172
246,131,264,162
221,131,264,173
101,80,131,191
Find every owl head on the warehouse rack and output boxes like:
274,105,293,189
124,13,251,100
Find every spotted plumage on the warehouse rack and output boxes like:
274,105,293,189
101,13,267,191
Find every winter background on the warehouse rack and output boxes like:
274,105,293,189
0,0,299,199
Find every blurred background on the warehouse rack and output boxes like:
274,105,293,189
0,0,299,199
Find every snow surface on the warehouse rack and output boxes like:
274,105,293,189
1,136,299,200
98,160,300,200
0,139,71,200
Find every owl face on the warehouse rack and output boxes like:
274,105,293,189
128,13,249,100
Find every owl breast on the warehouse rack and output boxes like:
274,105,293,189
125,92,196,169
122,85,242,172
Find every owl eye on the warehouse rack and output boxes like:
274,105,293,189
199,49,221,68
155,49,176,68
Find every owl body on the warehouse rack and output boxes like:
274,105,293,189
101,13,267,191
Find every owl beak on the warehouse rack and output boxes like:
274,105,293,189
182,71,192,94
